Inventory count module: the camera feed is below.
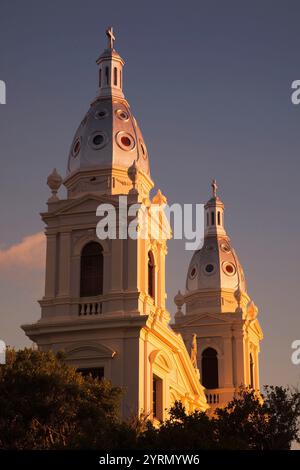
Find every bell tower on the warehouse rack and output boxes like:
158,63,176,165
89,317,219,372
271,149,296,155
22,28,208,419
173,181,263,409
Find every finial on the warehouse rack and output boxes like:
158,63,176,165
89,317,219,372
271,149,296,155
47,168,62,202
128,159,138,194
152,189,167,206
211,178,218,198
106,26,115,49
174,290,185,318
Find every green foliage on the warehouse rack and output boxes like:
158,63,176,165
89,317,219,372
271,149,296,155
137,401,215,450
0,348,122,449
0,350,299,450
214,385,300,450
137,386,300,450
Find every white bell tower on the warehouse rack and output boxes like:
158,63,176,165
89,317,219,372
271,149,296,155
173,181,263,410
22,28,208,419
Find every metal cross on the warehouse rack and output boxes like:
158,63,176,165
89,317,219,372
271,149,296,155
106,26,115,49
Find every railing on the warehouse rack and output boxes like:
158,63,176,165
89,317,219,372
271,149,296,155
206,392,220,404
78,299,102,316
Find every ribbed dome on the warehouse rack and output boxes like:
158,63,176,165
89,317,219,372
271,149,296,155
186,236,247,293
186,181,247,296
67,97,150,177
66,28,150,182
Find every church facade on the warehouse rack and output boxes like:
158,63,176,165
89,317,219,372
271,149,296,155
22,28,263,419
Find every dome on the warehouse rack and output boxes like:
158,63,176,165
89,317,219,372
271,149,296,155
66,28,151,187
186,180,247,296
186,236,247,293
67,97,150,177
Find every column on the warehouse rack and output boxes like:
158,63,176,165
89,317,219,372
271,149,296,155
58,231,71,297
223,334,234,388
44,233,57,299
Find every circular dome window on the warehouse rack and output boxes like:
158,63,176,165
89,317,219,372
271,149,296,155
89,131,108,150
220,242,231,253
140,140,147,159
223,262,236,276
72,137,81,157
95,109,108,119
93,134,104,146
116,109,129,121
189,266,197,279
205,263,215,274
116,132,135,151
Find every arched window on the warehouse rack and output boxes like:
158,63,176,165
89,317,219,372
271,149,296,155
211,211,215,226
217,211,221,225
201,347,218,389
206,212,209,226
120,70,122,88
148,251,155,299
105,66,109,85
80,242,103,297
250,353,254,388
114,67,117,86
99,68,102,87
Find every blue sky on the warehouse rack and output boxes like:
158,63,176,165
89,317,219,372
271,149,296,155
0,0,300,387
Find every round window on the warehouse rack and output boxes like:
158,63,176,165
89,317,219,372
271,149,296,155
116,132,135,151
116,109,129,121
121,136,131,146
93,134,104,146
89,131,107,149
223,262,236,276
72,138,81,157
205,264,215,274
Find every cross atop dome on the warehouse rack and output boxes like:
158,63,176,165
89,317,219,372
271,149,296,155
106,26,115,49
211,178,218,198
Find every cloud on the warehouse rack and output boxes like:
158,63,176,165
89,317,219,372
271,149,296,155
0,232,46,270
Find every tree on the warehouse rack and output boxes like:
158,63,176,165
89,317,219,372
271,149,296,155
1,350,299,450
0,348,122,449
138,401,216,450
215,386,300,450
138,387,300,450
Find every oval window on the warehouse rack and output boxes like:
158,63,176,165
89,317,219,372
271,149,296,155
72,138,81,157
95,109,108,119
220,242,231,253
140,140,147,159
189,266,197,279
116,109,129,121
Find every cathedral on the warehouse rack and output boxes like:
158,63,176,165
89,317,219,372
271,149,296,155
22,28,263,419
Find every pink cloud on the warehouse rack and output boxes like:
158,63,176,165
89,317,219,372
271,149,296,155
0,232,46,270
